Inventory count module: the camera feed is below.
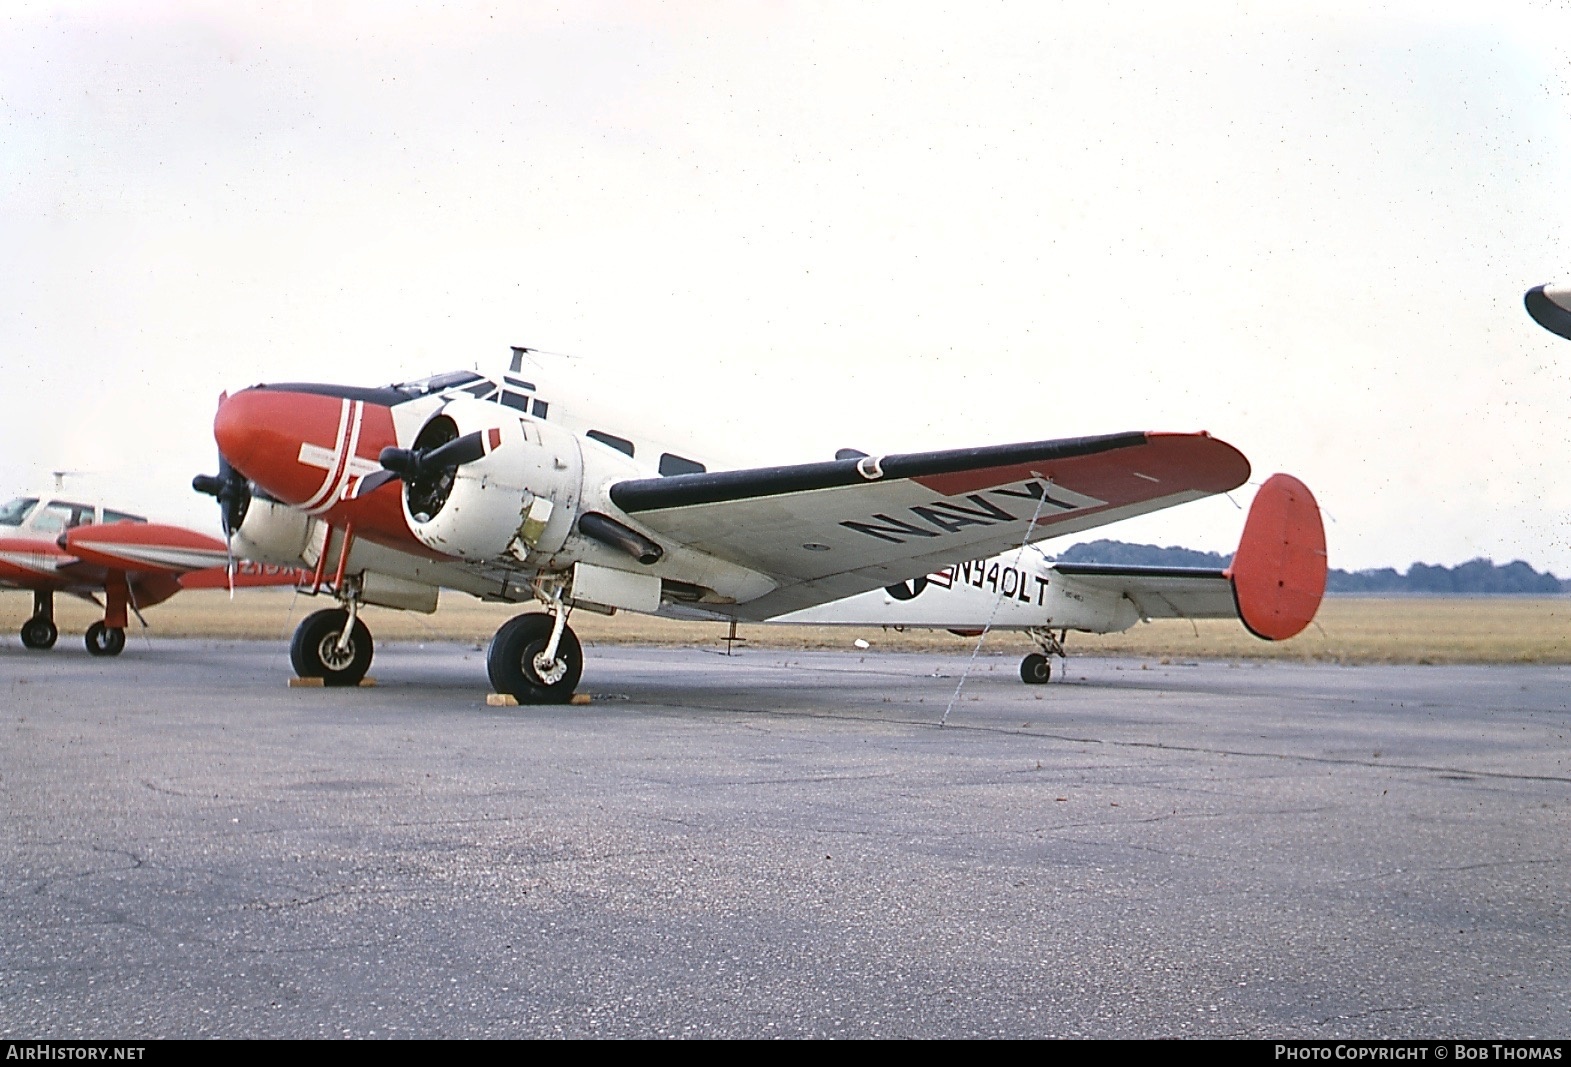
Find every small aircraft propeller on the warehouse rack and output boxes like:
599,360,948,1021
355,430,488,499
192,455,251,539
192,454,252,596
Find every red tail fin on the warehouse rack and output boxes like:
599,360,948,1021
1225,474,1327,641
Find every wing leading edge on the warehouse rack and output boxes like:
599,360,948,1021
610,431,1251,619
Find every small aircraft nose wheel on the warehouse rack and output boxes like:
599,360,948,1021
1020,652,1051,685
290,608,374,686
85,622,126,657
487,613,583,704
20,617,58,651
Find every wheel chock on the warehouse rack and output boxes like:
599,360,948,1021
287,677,377,688
484,692,591,706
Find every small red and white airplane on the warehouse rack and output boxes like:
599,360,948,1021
197,350,1326,700
0,490,304,655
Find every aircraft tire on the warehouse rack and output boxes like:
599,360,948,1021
20,617,58,651
487,613,582,704
85,622,126,657
19,619,57,650
1020,653,1051,685
290,608,373,686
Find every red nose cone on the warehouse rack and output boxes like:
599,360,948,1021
212,388,277,475
214,387,399,513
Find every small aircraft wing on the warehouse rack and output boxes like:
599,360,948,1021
610,431,1250,618
61,524,305,604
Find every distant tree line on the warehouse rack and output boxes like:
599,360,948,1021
1054,539,1565,594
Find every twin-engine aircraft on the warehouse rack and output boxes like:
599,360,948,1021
196,351,1326,701
1,492,302,654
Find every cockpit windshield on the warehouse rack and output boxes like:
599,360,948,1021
0,497,38,527
391,370,485,397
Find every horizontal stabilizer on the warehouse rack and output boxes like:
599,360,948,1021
1225,473,1327,640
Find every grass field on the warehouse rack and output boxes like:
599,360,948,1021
5,589,1570,664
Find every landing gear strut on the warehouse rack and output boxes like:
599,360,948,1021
1020,628,1068,685
487,602,582,705
20,591,56,650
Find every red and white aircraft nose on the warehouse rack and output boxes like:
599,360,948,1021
215,387,396,515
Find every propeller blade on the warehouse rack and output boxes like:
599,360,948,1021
421,431,488,471
352,469,401,499
192,454,251,539
375,431,488,483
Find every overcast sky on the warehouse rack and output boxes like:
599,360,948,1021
3,0,1570,574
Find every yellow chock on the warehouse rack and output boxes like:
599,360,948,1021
485,692,591,707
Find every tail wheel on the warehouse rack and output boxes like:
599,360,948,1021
487,613,582,704
290,608,373,686
1020,652,1051,685
85,622,126,657
21,617,58,650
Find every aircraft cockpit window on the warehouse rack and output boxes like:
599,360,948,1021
33,501,95,534
531,399,549,419
659,454,706,477
393,370,484,397
0,497,38,526
499,391,531,412
102,509,147,525
587,430,635,458
462,382,497,400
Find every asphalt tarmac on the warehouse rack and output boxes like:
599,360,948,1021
1,637,1568,1038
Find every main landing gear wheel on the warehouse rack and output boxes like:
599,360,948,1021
290,608,374,686
1020,652,1051,685
20,617,58,650
487,613,583,704
84,622,126,657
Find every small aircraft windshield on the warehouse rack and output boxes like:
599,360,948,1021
0,497,38,526
392,370,485,397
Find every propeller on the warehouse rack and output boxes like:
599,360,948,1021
355,430,488,499
192,453,251,597
192,454,251,539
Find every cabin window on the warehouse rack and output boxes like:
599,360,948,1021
659,453,706,476
395,370,483,396
0,497,38,526
587,430,635,458
34,501,94,534
102,509,147,525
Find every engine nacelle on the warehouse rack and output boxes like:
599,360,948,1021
232,495,314,567
401,397,583,563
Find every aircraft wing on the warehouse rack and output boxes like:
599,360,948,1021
610,431,1250,618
